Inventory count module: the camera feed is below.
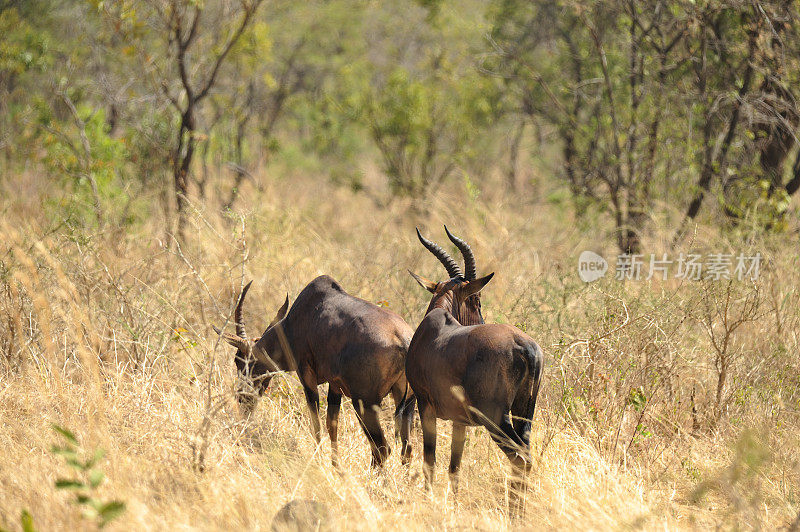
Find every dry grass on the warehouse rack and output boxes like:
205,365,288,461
1,169,799,530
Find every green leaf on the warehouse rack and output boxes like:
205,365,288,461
80,507,98,521
20,509,36,532
97,501,126,527
51,425,79,446
51,446,78,461
85,448,106,468
54,479,84,490
88,470,105,488
65,458,84,471
627,388,647,412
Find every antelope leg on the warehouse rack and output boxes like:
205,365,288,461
449,422,467,495
418,399,437,490
354,400,390,467
326,388,343,468
302,385,322,444
486,413,530,518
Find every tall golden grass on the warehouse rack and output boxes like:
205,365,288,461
1,169,798,530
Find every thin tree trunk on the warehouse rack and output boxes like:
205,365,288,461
225,118,248,211
507,120,525,192
197,137,210,200
715,353,728,424
174,106,196,243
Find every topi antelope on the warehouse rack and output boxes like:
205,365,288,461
407,228,543,514
214,276,416,467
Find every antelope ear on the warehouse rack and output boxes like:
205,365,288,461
408,270,437,293
269,294,289,328
461,272,494,298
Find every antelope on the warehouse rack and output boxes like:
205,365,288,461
214,276,416,467
407,228,543,514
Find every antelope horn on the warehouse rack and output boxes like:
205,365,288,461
444,225,476,280
235,281,253,340
212,324,252,354
416,227,462,279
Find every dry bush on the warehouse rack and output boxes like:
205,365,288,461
0,169,798,530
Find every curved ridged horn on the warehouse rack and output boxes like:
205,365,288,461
416,227,462,279
444,226,476,280
235,281,253,340
212,324,251,353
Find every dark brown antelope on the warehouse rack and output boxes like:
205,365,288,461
214,276,416,467
408,228,543,514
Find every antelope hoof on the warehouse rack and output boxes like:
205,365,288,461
400,444,412,465
423,464,435,491
448,472,460,496
371,446,391,468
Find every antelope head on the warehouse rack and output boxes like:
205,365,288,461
409,271,495,323
213,281,290,415
412,226,489,325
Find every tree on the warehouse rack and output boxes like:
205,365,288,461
488,1,691,253
99,0,264,241
717,1,800,230
346,2,500,200
486,0,800,251
208,4,325,210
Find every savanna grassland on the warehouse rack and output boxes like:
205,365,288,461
1,166,799,531
4,0,800,529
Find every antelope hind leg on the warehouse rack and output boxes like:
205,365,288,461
326,389,343,468
449,422,467,496
354,400,390,467
418,399,437,490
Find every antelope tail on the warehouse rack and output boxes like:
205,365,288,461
394,381,410,420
